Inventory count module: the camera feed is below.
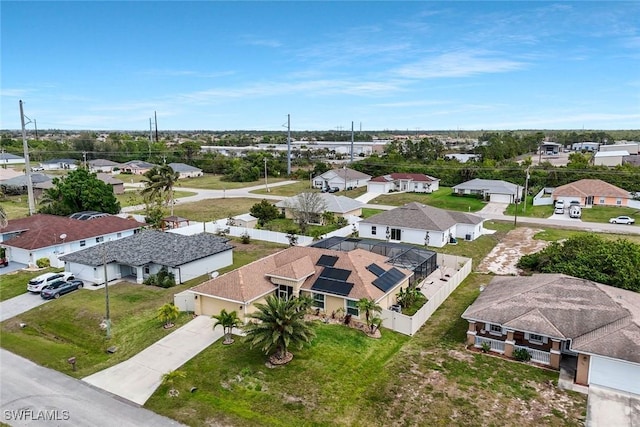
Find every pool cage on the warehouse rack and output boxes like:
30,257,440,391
310,237,437,286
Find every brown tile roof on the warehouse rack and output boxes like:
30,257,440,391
267,255,316,281
370,173,439,183
190,246,412,304
1,214,145,250
553,179,630,199
462,274,640,364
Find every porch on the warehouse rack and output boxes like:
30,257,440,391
474,336,552,366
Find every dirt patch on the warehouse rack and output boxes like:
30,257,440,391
477,227,550,275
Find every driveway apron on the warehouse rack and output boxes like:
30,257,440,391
83,315,223,405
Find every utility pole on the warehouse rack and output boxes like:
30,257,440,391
523,166,530,213
154,110,158,143
83,151,87,169
343,165,347,192
513,197,519,228
264,157,269,192
103,242,111,339
350,121,354,163
149,118,153,142
286,114,291,176
34,119,38,140
19,100,36,216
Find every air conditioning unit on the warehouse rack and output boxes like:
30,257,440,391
465,234,472,241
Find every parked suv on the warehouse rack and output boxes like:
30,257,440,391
27,272,75,293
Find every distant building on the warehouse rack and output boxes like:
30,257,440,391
168,163,203,179
312,168,371,191
41,158,78,170
88,159,122,173
572,142,600,152
0,152,24,166
593,151,629,167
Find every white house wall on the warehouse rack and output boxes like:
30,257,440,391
358,223,448,248
455,223,483,241
174,250,233,284
66,261,120,284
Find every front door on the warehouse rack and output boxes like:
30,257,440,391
586,195,594,206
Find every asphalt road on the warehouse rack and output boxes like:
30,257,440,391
0,349,185,427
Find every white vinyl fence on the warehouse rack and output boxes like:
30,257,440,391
380,254,472,336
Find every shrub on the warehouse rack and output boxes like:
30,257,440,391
481,341,491,353
36,258,50,268
240,232,251,244
144,267,176,288
513,348,532,362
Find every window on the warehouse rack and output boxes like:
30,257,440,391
144,266,150,275
616,198,622,205
80,240,86,247
96,236,104,243
528,333,544,344
278,285,293,300
117,232,122,238
346,300,359,317
599,197,605,204
489,324,503,336
390,228,401,240
371,226,377,235
313,293,325,310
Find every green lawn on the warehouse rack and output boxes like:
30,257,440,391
115,190,197,207
0,268,62,302
250,180,315,197
133,198,266,222
367,187,486,212
146,273,586,426
171,174,290,190
504,199,555,218
580,205,640,224
0,195,30,220
361,208,384,219
0,240,287,379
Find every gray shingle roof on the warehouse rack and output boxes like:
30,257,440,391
361,202,482,231
0,153,24,160
168,163,202,173
60,230,233,268
461,274,640,363
452,178,522,196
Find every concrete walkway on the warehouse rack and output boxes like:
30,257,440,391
83,315,222,405
1,292,50,322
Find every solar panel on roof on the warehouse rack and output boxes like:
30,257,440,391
311,278,354,297
372,267,406,292
319,267,351,281
317,254,338,267
366,263,385,277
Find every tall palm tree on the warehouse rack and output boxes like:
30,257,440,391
356,298,382,331
0,205,8,229
157,303,180,328
141,165,180,216
212,309,241,345
243,294,315,365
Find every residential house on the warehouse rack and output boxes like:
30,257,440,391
189,245,412,322
593,151,629,167
41,158,78,170
168,162,203,179
0,214,145,267
552,179,632,207
358,202,484,248
96,173,125,195
121,160,157,175
1,173,53,195
367,173,440,194
0,168,24,181
88,159,122,173
60,230,233,285
312,168,371,191
452,178,523,204
0,152,24,166
462,274,640,396
275,193,364,223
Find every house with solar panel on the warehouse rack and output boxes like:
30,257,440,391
189,246,412,323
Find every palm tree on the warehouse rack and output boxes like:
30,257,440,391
243,294,315,365
157,303,180,328
161,369,186,397
141,165,180,216
0,205,8,229
212,309,241,345
356,298,382,333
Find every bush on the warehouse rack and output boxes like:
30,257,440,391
513,348,532,362
144,267,176,288
240,232,251,244
36,258,51,268
481,341,491,353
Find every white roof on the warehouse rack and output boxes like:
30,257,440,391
594,151,630,157
233,213,257,222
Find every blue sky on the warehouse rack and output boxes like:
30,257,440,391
1,1,639,131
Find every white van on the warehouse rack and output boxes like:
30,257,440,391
554,200,565,214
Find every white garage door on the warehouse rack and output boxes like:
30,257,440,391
589,356,640,395
490,193,512,203
367,182,388,193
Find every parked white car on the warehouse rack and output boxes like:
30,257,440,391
27,272,75,293
609,216,635,225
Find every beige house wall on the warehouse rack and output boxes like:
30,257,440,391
325,295,346,316
576,353,590,385
593,195,629,207
376,279,409,309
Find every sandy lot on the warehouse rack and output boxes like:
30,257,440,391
477,227,550,275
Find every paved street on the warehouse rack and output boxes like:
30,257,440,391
83,315,222,405
0,349,184,427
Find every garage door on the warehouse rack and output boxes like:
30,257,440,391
367,182,387,193
589,356,640,395
490,193,512,204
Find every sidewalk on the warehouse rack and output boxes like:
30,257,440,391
83,315,222,405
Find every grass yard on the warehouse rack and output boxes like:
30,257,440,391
0,268,62,302
115,190,197,207
171,174,290,190
533,227,640,244
146,273,586,426
0,240,287,379
580,205,640,224
250,180,314,197
135,198,264,222
368,187,486,212
0,195,30,220
504,199,555,218
360,208,384,218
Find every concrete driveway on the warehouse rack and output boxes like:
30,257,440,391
0,292,49,322
586,385,640,427
83,315,223,405
0,262,28,276
0,349,184,427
